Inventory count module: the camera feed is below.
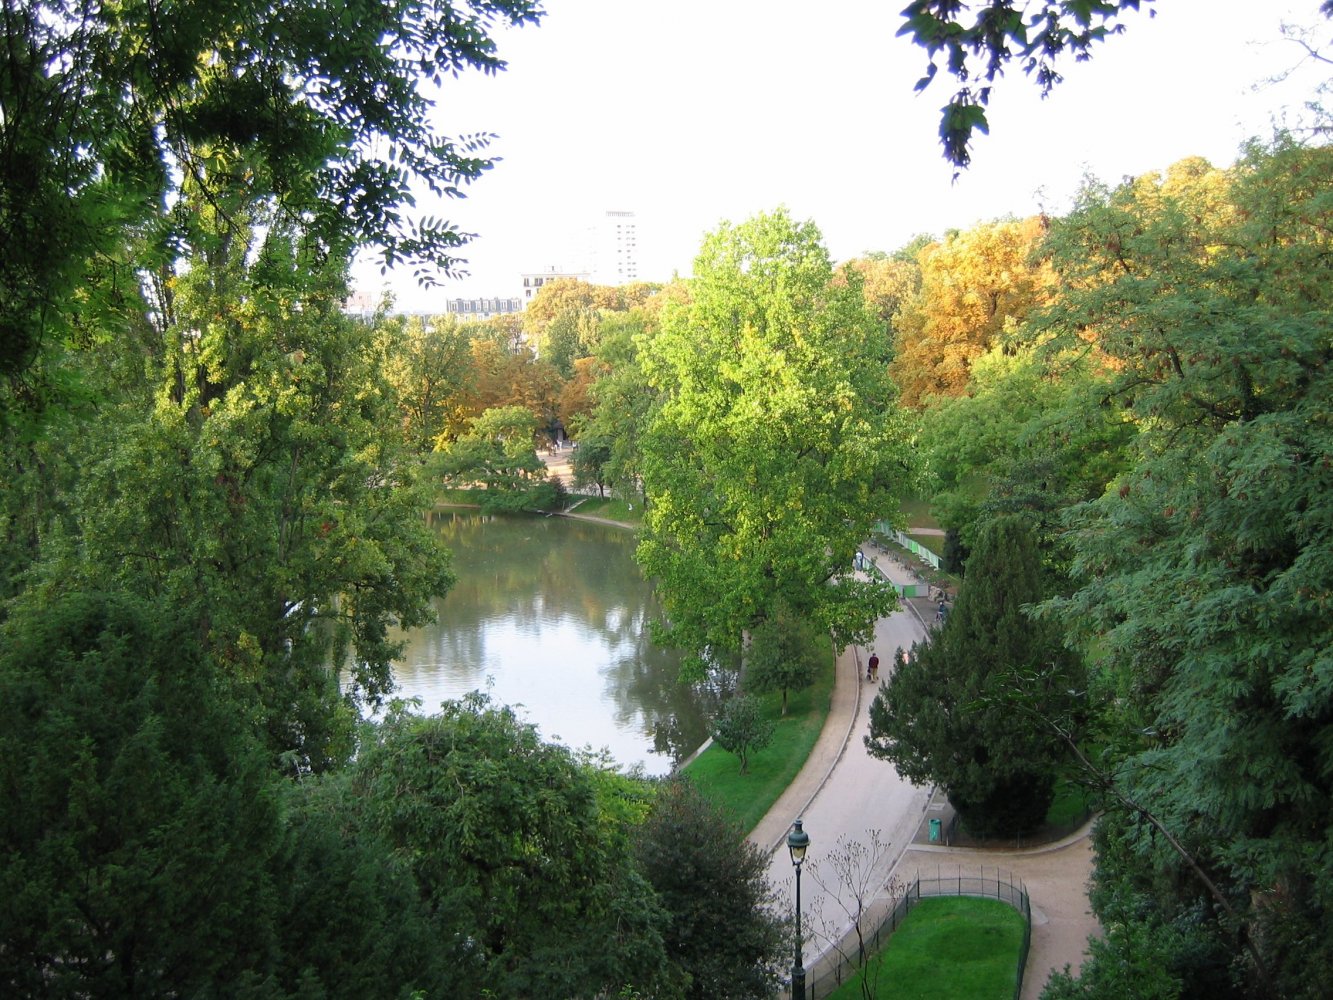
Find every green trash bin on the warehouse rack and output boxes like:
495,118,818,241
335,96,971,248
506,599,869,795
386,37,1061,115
928,818,942,843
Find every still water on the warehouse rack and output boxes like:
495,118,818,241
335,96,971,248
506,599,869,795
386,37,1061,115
389,510,713,775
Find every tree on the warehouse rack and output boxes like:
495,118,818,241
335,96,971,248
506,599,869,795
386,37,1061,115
806,830,908,1000
915,340,1135,557
354,696,674,998
12,199,456,768
866,515,1083,836
710,694,775,775
897,0,1158,169
889,216,1052,408
269,773,449,999
431,403,558,511
575,309,662,500
379,314,480,453
636,209,912,670
745,601,825,715
573,435,614,496
840,249,924,340
0,591,284,997
1,0,543,400
633,779,786,1000
1034,139,1333,997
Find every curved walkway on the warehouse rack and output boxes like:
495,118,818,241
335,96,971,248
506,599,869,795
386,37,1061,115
534,450,1101,997
752,550,1101,1000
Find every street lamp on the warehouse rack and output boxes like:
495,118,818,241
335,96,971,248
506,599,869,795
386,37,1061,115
787,818,810,1000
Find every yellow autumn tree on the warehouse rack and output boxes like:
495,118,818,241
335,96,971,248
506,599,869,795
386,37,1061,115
889,216,1052,407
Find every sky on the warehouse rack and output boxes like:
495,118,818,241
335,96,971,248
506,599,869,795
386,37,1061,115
351,0,1330,311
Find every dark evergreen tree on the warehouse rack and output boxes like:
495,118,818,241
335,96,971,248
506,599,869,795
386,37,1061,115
0,592,284,997
865,514,1083,836
941,526,969,575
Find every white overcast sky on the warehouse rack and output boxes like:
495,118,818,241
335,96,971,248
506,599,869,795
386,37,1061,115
352,0,1330,311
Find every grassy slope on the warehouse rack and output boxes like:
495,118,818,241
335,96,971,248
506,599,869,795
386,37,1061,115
680,658,836,833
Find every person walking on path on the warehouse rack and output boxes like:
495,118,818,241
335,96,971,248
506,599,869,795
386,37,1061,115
866,651,880,683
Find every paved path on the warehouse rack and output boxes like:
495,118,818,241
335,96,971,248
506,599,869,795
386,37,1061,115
751,548,1101,999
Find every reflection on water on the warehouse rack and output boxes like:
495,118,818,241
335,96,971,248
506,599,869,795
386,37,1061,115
388,510,713,774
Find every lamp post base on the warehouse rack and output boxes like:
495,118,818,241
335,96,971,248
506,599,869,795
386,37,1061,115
792,965,806,1000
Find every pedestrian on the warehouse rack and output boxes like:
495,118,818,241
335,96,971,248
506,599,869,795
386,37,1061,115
867,651,880,682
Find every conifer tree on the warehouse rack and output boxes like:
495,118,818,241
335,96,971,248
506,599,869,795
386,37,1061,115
866,514,1083,836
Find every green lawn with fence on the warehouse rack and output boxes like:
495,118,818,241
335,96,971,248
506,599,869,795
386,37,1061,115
824,896,1026,1000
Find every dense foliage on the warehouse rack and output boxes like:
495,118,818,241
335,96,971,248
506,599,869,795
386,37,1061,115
6,0,1331,991
1032,140,1333,998
633,779,787,1000
886,138,1333,997
0,0,544,399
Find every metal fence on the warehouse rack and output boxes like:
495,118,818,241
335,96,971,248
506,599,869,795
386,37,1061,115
809,866,1031,1000
870,520,943,571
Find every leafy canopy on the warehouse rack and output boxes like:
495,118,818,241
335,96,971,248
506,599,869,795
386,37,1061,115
636,209,912,668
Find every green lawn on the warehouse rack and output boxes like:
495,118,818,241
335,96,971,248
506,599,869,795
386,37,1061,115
899,497,941,531
565,495,643,526
434,489,482,507
681,659,835,832
826,896,1026,1000
908,531,946,557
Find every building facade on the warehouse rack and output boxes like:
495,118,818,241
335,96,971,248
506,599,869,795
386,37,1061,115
442,296,524,320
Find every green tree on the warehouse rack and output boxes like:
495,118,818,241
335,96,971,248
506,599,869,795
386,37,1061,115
866,515,1083,836
1036,139,1333,997
573,435,614,496
431,403,559,511
745,601,825,715
711,694,775,775
541,306,596,379
354,696,673,998
633,779,786,1000
0,0,543,399
916,340,1135,557
270,774,448,999
379,314,479,453
576,309,661,501
636,210,912,670
0,591,284,997
46,202,453,766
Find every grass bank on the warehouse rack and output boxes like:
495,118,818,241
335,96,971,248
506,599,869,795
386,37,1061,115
680,653,836,833
565,495,643,527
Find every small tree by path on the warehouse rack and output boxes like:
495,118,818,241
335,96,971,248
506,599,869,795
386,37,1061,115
745,602,822,716
806,830,907,1000
711,695,774,775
